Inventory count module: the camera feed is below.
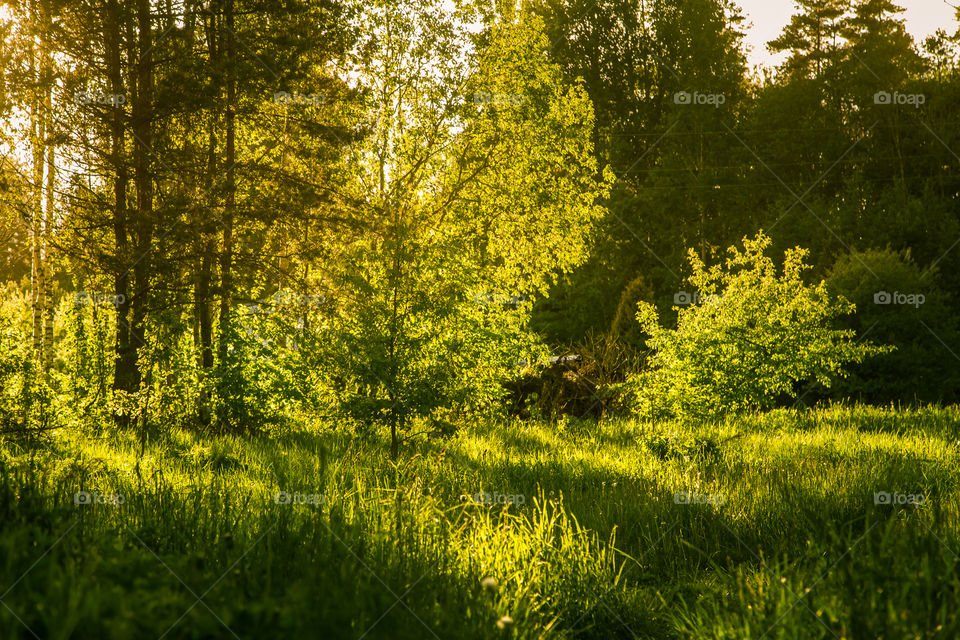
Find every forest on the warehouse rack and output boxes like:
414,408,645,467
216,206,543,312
1,0,960,637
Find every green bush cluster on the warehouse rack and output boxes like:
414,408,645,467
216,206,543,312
826,248,960,404
623,233,891,420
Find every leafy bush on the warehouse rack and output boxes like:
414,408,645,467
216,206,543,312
825,248,960,404
213,295,325,433
56,293,113,428
641,431,722,462
0,315,30,432
317,287,545,438
627,232,890,420
0,284,51,436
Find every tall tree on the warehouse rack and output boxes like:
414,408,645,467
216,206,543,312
324,0,610,456
103,0,136,399
119,0,155,416
530,0,748,342
768,0,848,82
217,0,236,395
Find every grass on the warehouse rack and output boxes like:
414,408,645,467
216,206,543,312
1,405,959,638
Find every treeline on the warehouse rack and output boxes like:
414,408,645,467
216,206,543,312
0,0,608,447
0,0,958,444
531,0,960,404
1,0,359,428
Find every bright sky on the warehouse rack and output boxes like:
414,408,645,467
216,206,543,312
738,0,959,69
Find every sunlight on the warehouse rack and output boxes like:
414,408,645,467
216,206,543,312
0,0,958,637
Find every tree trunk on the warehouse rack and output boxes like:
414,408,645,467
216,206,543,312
195,235,215,426
29,5,44,372
105,0,137,403
126,0,154,427
198,237,216,371
195,6,219,426
30,109,44,372
217,0,236,429
42,79,55,378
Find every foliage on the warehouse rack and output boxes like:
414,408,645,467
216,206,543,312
826,248,960,404
528,0,751,344
628,233,891,419
0,290,32,433
3,406,960,637
318,3,611,449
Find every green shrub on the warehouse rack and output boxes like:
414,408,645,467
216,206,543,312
826,248,960,404
212,295,324,433
627,232,890,420
0,285,46,435
315,288,546,440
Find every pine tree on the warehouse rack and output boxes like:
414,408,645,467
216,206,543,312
767,0,849,81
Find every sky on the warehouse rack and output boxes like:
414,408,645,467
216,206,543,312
738,0,958,69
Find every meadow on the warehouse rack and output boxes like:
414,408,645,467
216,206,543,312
3,0,960,636
2,405,957,639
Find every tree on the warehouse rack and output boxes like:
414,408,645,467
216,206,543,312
628,232,890,419
1,0,59,379
529,0,750,344
826,248,960,404
321,1,611,456
841,0,920,90
768,0,848,82
42,0,355,430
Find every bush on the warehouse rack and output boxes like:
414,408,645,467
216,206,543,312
626,232,890,420
825,248,960,404
0,317,30,432
0,284,51,436
316,288,546,438
212,294,326,433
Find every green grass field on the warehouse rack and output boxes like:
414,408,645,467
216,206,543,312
2,406,958,639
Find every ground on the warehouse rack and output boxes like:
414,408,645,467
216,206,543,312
1,406,958,638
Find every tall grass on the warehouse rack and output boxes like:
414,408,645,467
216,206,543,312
1,405,958,638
